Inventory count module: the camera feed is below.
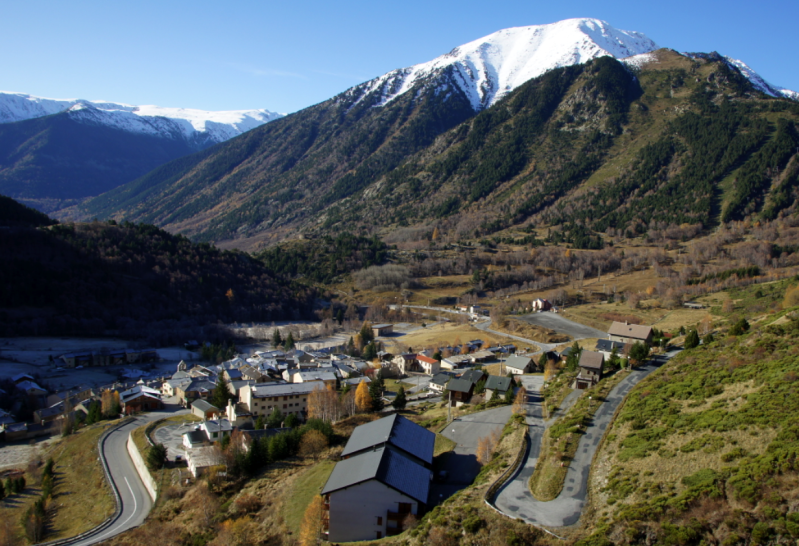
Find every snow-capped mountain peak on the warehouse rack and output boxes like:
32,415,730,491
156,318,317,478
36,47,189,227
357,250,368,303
0,91,284,145
351,18,659,111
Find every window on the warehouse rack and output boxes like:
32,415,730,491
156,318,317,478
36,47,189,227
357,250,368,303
376,532,382,539
283,404,287,408
398,502,412,514
377,516,382,525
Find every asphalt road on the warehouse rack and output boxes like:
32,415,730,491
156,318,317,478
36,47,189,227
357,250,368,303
440,405,512,484
493,350,679,528
58,408,187,546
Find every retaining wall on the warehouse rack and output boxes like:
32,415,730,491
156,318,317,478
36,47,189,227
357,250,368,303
126,434,157,501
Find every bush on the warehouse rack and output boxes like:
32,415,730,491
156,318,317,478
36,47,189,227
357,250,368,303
462,515,483,533
146,443,168,470
729,318,750,336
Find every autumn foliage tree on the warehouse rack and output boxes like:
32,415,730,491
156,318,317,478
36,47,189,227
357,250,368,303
784,285,799,308
512,386,527,415
355,380,372,412
101,389,121,417
299,429,329,459
307,384,339,422
476,429,501,464
299,495,324,546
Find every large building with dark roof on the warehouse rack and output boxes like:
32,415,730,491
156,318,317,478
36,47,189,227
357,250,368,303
321,414,434,542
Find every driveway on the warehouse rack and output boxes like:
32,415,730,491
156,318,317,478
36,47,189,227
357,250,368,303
493,350,678,528
152,421,201,462
516,313,606,341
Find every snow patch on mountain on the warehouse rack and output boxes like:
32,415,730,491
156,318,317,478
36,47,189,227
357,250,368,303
723,57,798,100
349,18,659,111
621,51,659,69
0,91,284,144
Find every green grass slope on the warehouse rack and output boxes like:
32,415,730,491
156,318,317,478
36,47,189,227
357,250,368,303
583,281,799,545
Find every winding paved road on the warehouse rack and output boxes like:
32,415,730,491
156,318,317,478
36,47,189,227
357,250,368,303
493,351,679,528
50,409,186,546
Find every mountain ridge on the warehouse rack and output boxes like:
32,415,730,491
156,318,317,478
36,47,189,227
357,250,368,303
66,21,799,249
0,90,284,144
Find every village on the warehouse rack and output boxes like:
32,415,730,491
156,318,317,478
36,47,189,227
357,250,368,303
0,300,664,543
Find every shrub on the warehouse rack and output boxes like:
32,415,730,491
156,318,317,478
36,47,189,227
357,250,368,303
462,515,483,533
146,443,168,470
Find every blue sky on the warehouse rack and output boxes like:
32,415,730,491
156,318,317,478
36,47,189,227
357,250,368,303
1,0,797,114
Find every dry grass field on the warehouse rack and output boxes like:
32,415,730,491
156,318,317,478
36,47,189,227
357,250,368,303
0,422,116,544
381,321,520,353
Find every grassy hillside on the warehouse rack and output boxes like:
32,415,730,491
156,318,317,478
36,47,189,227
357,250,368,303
74,50,799,251
583,281,799,545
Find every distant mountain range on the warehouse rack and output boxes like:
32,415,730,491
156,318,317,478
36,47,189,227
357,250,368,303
7,18,799,246
0,92,283,209
0,92,283,143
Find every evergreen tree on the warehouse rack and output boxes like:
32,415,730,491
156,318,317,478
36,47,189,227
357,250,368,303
255,415,265,430
392,386,407,410
504,385,515,403
284,332,296,350
212,373,233,409
284,413,300,428
703,332,715,345
347,336,356,356
628,342,650,366
266,407,283,428
146,444,167,470
272,328,283,347
685,329,700,349
607,347,620,370
566,342,582,372
360,322,375,344
368,380,384,412
363,341,377,360
538,352,549,372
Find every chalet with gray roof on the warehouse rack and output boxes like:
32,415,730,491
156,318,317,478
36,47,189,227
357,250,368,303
608,321,653,345
595,339,629,360
191,399,220,420
428,372,454,393
575,350,605,389
446,377,476,406
322,414,433,542
485,375,513,401
504,355,534,375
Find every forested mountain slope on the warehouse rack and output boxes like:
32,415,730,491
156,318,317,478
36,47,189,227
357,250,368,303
0,112,208,206
0,196,314,342
77,50,799,249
